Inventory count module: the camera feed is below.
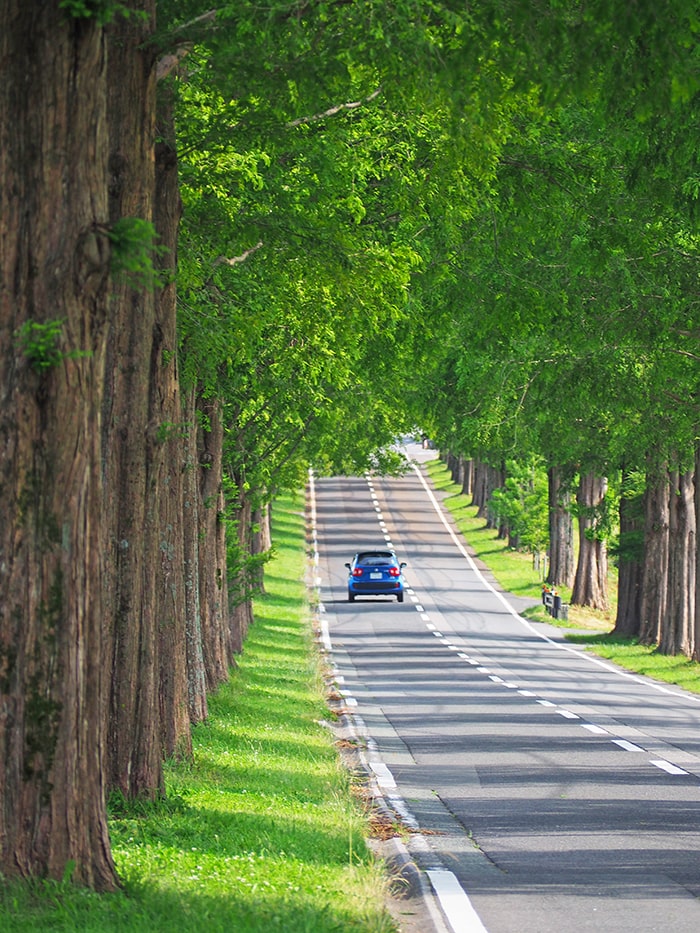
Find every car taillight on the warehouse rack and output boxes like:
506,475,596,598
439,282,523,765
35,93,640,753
388,566,400,577
352,567,363,577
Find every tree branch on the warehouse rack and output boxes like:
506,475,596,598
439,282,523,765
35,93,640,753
213,241,264,269
156,10,218,81
157,46,193,81
288,88,381,127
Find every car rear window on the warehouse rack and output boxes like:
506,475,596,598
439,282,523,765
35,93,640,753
357,552,394,566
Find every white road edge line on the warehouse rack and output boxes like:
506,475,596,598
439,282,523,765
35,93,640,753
426,870,489,933
369,761,397,790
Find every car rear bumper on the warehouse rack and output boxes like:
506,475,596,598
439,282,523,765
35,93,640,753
349,581,403,593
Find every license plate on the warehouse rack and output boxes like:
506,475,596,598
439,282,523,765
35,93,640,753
369,572,383,580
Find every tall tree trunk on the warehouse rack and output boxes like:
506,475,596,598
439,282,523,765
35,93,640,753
488,463,506,533
461,457,474,497
197,395,231,689
228,476,254,656
694,443,700,662
639,466,670,645
613,473,644,638
182,385,208,724
571,473,609,610
660,467,695,657
447,451,459,483
103,4,163,799
471,460,489,513
547,465,575,587
260,501,273,553
0,4,116,888
154,93,191,759
251,504,268,595
472,461,504,527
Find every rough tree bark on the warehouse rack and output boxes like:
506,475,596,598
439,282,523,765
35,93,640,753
182,385,208,724
0,4,117,888
613,475,644,638
446,451,459,482
546,465,575,588
102,3,164,800
197,396,232,689
230,484,257,654
639,466,670,646
460,457,474,497
471,460,489,512
571,473,609,611
472,460,504,529
659,467,695,657
695,444,700,663
154,89,191,759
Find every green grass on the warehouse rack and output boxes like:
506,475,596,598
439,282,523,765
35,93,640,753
0,492,396,933
566,633,700,695
425,458,700,696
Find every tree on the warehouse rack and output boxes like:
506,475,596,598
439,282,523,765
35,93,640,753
0,1,117,890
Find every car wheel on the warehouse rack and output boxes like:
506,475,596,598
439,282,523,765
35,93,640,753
348,592,355,602
397,592,404,603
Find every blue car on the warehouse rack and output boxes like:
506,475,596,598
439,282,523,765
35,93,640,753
345,549,407,602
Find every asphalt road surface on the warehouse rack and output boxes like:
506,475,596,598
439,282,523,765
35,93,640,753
313,442,700,933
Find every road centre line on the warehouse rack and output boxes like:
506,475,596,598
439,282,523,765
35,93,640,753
322,475,489,933
410,602,700,787
612,739,645,753
651,759,689,776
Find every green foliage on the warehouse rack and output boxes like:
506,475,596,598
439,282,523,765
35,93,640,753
15,320,65,372
106,218,168,288
489,457,549,553
15,320,90,373
58,0,141,25
163,0,700,638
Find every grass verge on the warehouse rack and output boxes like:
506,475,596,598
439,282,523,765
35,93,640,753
425,457,700,696
0,491,396,933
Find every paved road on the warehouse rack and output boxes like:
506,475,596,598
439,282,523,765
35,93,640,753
314,444,700,933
